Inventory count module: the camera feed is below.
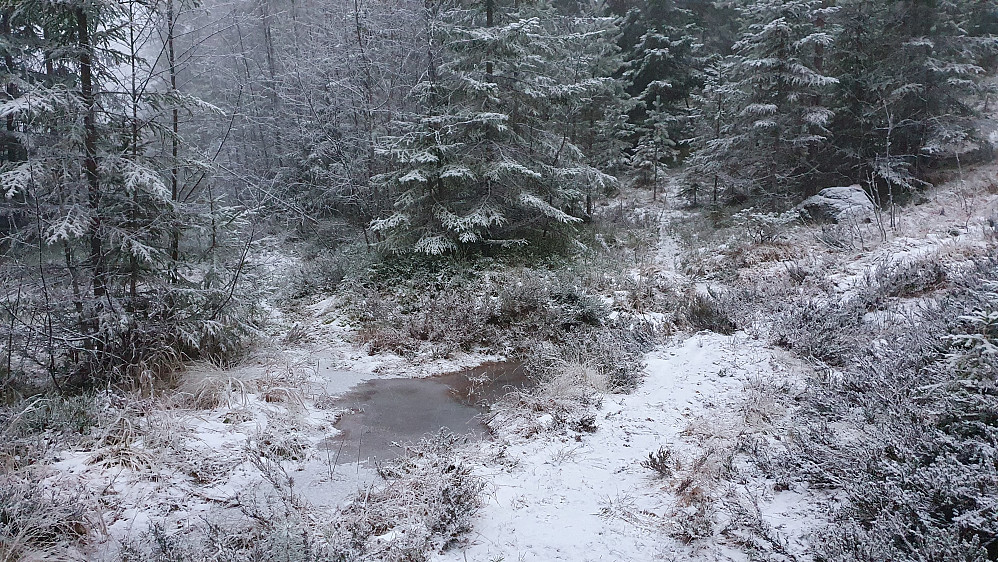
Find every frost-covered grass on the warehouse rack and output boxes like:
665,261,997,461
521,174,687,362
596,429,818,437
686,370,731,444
111,432,484,562
675,168,998,560
331,228,674,391
6,166,996,562
757,258,998,561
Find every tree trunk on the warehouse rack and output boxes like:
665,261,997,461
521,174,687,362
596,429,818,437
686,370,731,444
2,11,18,164
129,0,139,302
168,0,180,267
77,7,105,299
486,0,493,76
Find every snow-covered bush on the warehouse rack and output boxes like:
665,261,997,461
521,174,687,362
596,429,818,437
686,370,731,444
764,258,998,561
678,289,737,335
863,257,949,301
0,472,93,561
943,281,998,375
330,432,485,561
350,264,656,388
771,294,867,366
730,208,798,245
117,434,482,562
772,256,954,367
119,510,332,562
641,446,675,479
352,280,494,357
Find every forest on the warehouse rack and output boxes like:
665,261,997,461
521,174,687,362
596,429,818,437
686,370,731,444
2,0,998,560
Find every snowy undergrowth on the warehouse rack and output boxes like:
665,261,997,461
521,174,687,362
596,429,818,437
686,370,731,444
0,197,678,561
6,168,996,561
683,169,998,560
434,332,819,562
433,169,998,562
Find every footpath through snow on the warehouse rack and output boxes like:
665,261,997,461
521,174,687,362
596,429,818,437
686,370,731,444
438,333,807,562
437,189,817,561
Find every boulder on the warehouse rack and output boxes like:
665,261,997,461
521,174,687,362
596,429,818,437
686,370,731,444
799,185,874,223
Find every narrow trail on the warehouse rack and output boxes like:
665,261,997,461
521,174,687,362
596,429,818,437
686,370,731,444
438,334,786,562
437,193,808,562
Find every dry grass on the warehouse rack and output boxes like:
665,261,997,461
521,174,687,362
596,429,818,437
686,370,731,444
0,472,96,562
329,432,485,562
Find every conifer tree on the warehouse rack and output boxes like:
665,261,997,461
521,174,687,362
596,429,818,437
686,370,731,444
687,0,836,199
618,0,702,145
0,0,250,385
827,0,997,191
371,0,615,255
685,57,745,204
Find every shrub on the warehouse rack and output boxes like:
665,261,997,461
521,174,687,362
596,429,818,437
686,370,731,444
764,258,998,562
864,257,949,300
0,473,92,561
640,446,675,479
679,290,736,335
770,295,867,366
331,432,485,561
730,208,798,245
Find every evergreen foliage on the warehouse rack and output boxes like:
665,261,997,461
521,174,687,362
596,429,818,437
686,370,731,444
826,0,998,192
371,0,617,255
0,0,253,388
681,0,998,203
614,0,703,196
688,0,836,199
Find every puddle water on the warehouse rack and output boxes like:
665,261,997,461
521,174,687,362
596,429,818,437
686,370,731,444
318,362,529,465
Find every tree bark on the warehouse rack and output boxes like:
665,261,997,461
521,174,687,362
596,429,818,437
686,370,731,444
168,0,180,267
2,11,18,164
77,7,105,299
486,0,493,75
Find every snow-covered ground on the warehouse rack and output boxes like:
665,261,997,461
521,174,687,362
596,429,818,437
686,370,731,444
439,332,813,562
434,171,997,562
16,165,997,561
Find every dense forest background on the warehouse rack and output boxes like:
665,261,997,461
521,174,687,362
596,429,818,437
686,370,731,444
2,0,996,387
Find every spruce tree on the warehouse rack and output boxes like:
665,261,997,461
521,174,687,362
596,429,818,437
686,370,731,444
0,0,249,384
687,0,836,199
827,0,997,191
371,0,615,254
618,0,702,144
685,57,745,205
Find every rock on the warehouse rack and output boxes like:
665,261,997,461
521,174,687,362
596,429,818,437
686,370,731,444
799,185,874,223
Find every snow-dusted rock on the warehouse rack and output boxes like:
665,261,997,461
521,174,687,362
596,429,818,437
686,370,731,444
799,185,874,223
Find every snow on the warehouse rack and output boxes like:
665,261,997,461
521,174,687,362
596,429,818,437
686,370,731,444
436,333,812,562
23,165,997,561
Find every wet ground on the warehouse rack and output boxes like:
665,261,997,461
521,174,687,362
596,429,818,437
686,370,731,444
318,362,530,465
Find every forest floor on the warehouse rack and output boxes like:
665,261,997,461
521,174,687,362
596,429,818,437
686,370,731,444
7,166,998,561
422,170,998,561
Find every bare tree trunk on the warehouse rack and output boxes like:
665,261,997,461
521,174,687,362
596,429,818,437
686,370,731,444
77,7,106,299
234,15,271,168
653,140,658,202
129,0,140,302
168,0,181,267
259,0,281,164
354,0,379,214
486,0,494,76
1,10,17,164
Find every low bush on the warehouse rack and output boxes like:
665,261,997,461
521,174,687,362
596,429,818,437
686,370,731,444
0,473,93,561
349,264,658,389
331,432,485,561
764,257,998,562
641,446,675,479
864,257,949,300
679,290,737,335
770,294,867,366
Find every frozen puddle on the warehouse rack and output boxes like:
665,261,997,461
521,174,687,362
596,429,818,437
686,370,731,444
319,362,529,465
